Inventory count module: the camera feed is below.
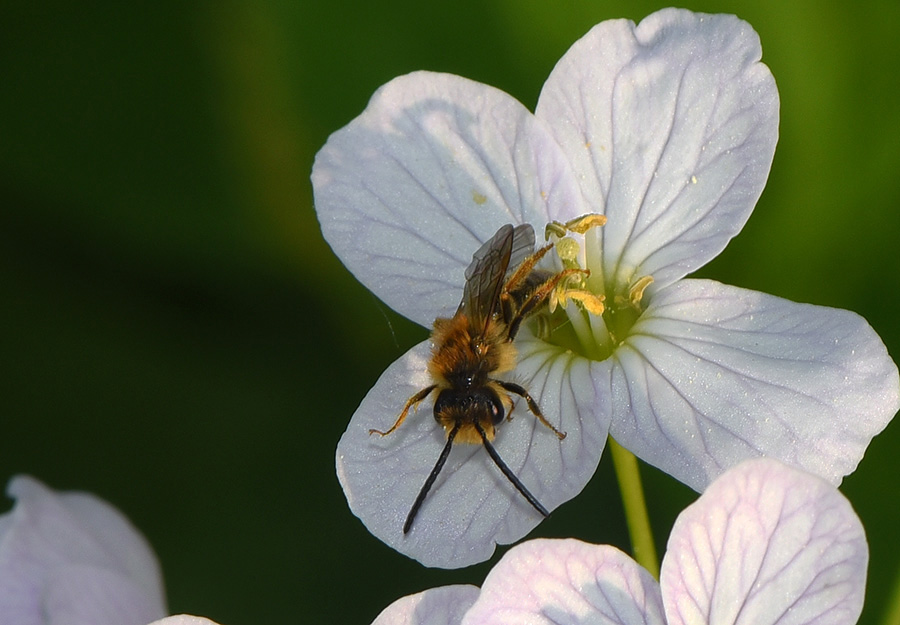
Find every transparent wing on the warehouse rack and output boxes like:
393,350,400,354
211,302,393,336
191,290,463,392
459,224,535,336
465,224,535,282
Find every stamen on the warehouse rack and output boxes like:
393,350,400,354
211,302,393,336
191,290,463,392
547,269,590,313
545,213,607,239
565,300,596,353
543,213,608,320
557,289,605,315
563,213,607,234
628,275,654,308
588,309,614,358
536,212,614,357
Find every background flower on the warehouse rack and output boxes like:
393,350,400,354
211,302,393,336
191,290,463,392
0,476,228,625
149,618,223,625
0,476,166,625
371,585,479,625
458,458,867,625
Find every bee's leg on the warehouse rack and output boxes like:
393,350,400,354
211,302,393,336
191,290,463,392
499,392,515,422
369,384,437,436
506,267,589,340
496,380,566,440
503,242,554,294
500,291,515,334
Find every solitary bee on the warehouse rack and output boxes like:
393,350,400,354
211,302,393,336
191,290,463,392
370,223,591,534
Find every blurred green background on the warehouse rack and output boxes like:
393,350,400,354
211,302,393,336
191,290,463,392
2,1,898,623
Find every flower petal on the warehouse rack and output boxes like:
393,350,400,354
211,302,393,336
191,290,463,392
662,459,868,625
148,617,222,625
461,538,665,625
43,567,165,625
608,279,899,490
0,476,166,625
336,336,609,568
313,71,583,326
372,585,479,625
536,9,778,291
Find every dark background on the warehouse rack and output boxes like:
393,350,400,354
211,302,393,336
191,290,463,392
2,1,898,623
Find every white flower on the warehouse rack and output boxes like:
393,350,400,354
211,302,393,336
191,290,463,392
0,475,226,625
371,586,479,625
312,8,899,568
373,459,869,625
148,618,222,625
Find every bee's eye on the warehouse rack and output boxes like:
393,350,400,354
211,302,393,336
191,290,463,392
432,388,505,426
432,391,452,422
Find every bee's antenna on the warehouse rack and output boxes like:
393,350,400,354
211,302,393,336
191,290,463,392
474,421,549,518
404,424,460,534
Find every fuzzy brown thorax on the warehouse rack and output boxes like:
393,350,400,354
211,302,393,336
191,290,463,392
427,313,517,389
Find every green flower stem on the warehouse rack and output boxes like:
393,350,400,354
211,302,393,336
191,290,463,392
608,436,660,579
883,561,900,625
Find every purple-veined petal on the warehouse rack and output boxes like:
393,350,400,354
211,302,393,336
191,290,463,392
0,476,166,625
372,585,479,625
662,458,868,625
536,9,778,292
607,279,899,491
335,335,609,569
313,71,584,327
461,539,665,625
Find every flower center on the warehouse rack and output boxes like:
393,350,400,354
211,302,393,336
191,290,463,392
536,214,653,362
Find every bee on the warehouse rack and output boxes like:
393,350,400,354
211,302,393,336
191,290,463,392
370,223,593,534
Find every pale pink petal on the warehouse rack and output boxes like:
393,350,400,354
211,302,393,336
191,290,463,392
462,539,665,625
662,459,867,625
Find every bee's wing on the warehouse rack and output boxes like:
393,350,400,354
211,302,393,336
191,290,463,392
460,224,535,335
464,224,535,283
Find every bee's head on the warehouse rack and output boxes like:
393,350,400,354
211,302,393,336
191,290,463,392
433,387,505,443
